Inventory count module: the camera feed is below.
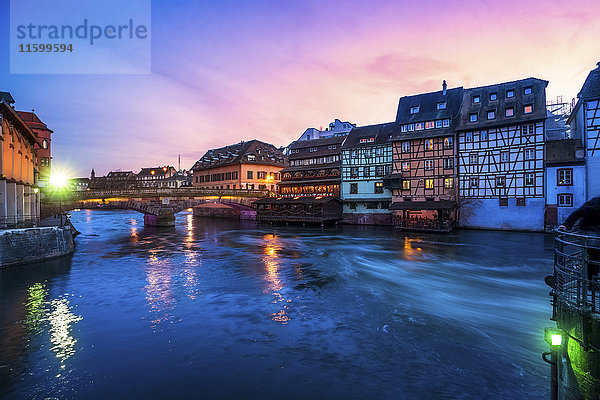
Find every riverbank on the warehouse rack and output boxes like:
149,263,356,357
0,226,75,268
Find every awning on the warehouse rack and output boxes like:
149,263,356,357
389,200,455,210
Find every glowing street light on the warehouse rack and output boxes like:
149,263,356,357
544,327,563,348
49,172,69,189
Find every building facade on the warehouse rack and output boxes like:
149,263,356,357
388,83,463,232
137,166,176,188
340,123,395,225
569,62,600,200
16,111,52,189
0,95,40,227
297,119,356,141
191,140,286,191
456,78,548,231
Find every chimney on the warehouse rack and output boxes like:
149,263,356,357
442,80,447,95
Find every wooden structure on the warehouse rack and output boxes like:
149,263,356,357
254,197,342,223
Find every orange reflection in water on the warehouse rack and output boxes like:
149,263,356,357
262,234,290,324
144,249,176,329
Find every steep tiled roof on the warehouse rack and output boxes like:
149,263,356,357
342,122,397,149
456,77,548,131
396,86,464,125
578,63,600,100
16,111,53,132
0,91,15,104
138,166,176,176
287,135,346,161
191,139,286,170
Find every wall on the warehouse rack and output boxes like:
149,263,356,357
546,165,586,224
0,226,75,268
459,197,545,231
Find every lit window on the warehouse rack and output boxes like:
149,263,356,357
425,179,434,189
402,162,410,171
442,119,450,127
425,121,435,129
496,176,505,187
415,122,424,131
473,95,481,104
469,153,478,164
402,180,411,190
557,169,572,185
490,93,497,101
444,137,453,149
505,108,514,117
444,178,454,188
524,87,532,95
410,106,419,114
558,193,573,207
247,154,256,161
437,102,447,110
425,160,434,170
42,139,48,149
374,182,384,194
469,177,478,187
524,105,533,114
470,113,478,123
402,142,410,153
426,139,434,150
524,148,535,160
401,125,407,133
500,151,509,162
487,110,495,120
525,173,535,186
507,89,515,98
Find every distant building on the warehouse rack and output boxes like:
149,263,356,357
568,62,600,200
388,82,463,232
137,166,176,188
255,136,345,223
340,122,396,225
0,94,40,226
69,177,90,191
106,171,136,189
165,170,193,188
16,111,53,189
544,139,586,228
297,119,356,141
191,140,286,191
456,78,548,231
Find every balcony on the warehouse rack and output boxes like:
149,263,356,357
382,173,403,189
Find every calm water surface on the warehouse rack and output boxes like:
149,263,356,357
0,209,554,399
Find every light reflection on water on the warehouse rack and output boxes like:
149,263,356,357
0,209,554,399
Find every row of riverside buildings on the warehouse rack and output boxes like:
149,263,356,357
72,166,193,191
191,63,600,232
0,92,53,227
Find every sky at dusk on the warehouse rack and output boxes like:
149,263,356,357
1,0,600,177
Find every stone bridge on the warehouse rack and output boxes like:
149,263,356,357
41,188,267,226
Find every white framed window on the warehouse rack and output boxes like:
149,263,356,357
469,177,478,187
524,87,532,95
558,193,573,207
442,119,450,127
505,107,514,117
416,122,424,131
402,141,410,153
425,160,434,170
487,110,495,120
524,104,533,114
470,113,478,123
437,102,447,110
408,124,415,131
466,132,473,142
425,178,434,189
444,178,454,188
401,125,407,133
507,89,515,98
524,148,535,160
469,153,478,164
557,169,573,185
473,95,480,104
496,176,505,187
435,120,443,128
500,151,509,162
525,173,535,186
490,93,497,101
425,121,435,129
443,158,453,169
402,162,410,171
425,139,434,150
410,106,419,114
444,137,453,149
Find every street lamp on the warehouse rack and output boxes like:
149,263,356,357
543,327,562,400
49,172,70,226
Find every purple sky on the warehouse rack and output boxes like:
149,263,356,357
2,0,600,177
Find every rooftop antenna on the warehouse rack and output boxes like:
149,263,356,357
178,154,181,171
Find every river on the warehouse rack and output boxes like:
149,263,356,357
0,209,554,399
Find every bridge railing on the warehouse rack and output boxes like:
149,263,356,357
554,230,600,313
44,187,270,201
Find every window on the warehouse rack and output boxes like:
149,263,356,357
506,89,515,98
40,157,50,167
415,122,424,131
425,121,435,129
469,177,478,187
466,132,473,142
258,171,267,179
328,145,337,149
437,102,447,110
444,178,454,188
375,165,385,176
408,124,414,132
522,124,534,136
425,179,434,189
558,193,573,207
443,158,453,169
374,182,384,194
247,171,253,179
500,152,509,162
496,176,505,187
442,119,450,127
524,105,533,114
487,110,496,120
524,148,535,160
499,198,509,207
401,125,407,133
310,147,318,152
470,113,478,123
505,107,514,117
469,153,478,164
375,148,383,156
402,142,410,153
516,198,526,207
524,87,532,95
444,137,453,149
247,154,256,161
557,169,573,186
402,180,411,190
350,183,358,194
525,173,535,186
426,139,434,150
351,167,359,178
435,120,443,128
473,95,481,104
42,139,48,149
425,160,434,170
410,106,419,114
490,93,497,101
402,162,410,172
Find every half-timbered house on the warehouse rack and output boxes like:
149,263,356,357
340,122,396,225
456,78,548,231
568,62,600,200
388,82,464,232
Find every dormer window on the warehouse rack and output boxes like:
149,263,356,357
490,93,498,101
401,125,407,133
410,106,419,114
524,87,532,95
473,95,480,104
247,154,256,161
415,122,424,131
469,113,478,123
408,124,414,132
437,102,447,110
442,119,450,127
524,104,533,114
506,89,515,98
505,107,514,117
487,110,496,120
